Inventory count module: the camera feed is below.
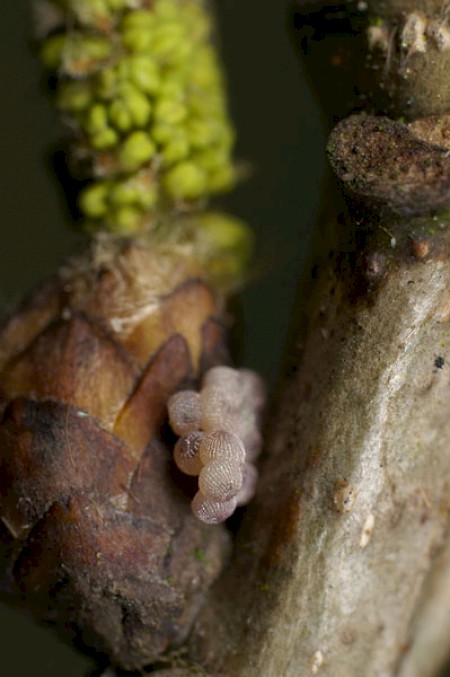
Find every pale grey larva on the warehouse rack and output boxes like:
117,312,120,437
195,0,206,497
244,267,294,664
236,463,259,506
167,390,201,436
199,385,237,431
191,491,238,525
173,431,205,476
198,459,243,502
199,430,246,466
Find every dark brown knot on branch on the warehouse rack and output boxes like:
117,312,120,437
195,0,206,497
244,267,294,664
327,113,450,216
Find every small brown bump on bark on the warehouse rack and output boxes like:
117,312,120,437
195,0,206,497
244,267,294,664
362,252,386,283
411,238,430,259
408,115,450,149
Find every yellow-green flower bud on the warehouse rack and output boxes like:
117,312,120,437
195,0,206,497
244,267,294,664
121,17,154,53
110,177,157,209
126,55,161,95
183,3,211,41
154,98,187,126
151,24,190,64
40,34,67,70
161,134,190,166
106,0,128,10
164,162,207,200
186,119,218,149
108,84,152,131
96,67,120,99
57,81,93,113
207,166,236,193
40,0,240,242
108,100,133,133
78,181,110,218
158,78,185,100
195,212,254,286
109,205,143,232
152,123,177,145
118,131,156,172
190,47,221,88
188,92,223,117
84,103,109,135
121,9,155,31
154,0,179,20
91,127,119,150
194,148,229,172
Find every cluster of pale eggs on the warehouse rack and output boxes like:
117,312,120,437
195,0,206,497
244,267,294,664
167,366,266,524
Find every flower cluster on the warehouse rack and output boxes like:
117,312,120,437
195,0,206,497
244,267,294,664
167,366,266,523
40,0,237,234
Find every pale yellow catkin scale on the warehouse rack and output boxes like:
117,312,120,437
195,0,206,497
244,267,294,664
191,491,238,525
167,390,201,435
198,459,243,501
199,429,246,466
173,431,205,476
236,463,258,506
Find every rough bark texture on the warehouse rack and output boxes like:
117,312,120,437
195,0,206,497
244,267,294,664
178,1,450,676
191,220,450,677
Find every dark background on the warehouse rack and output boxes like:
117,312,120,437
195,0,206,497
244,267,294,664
0,1,324,674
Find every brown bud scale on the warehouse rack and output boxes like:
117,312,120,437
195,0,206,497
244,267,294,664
0,239,231,670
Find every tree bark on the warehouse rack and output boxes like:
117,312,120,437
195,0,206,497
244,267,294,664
177,2,450,675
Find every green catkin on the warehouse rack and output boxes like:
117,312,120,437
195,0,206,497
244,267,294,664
40,0,253,290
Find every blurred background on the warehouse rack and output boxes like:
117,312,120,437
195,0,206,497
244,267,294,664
0,1,324,673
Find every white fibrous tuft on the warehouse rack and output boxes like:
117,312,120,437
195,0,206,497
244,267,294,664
167,366,266,523
191,492,238,525
173,431,205,476
167,390,201,436
199,430,246,466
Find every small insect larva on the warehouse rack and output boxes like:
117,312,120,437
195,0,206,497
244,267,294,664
173,431,205,476
199,429,246,466
191,491,238,525
236,463,258,506
167,390,201,436
198,459,243,502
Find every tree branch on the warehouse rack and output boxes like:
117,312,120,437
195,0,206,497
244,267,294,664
178,2,450,675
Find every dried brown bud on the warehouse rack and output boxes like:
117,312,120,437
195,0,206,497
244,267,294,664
0,239,231,670
327,114,450,215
